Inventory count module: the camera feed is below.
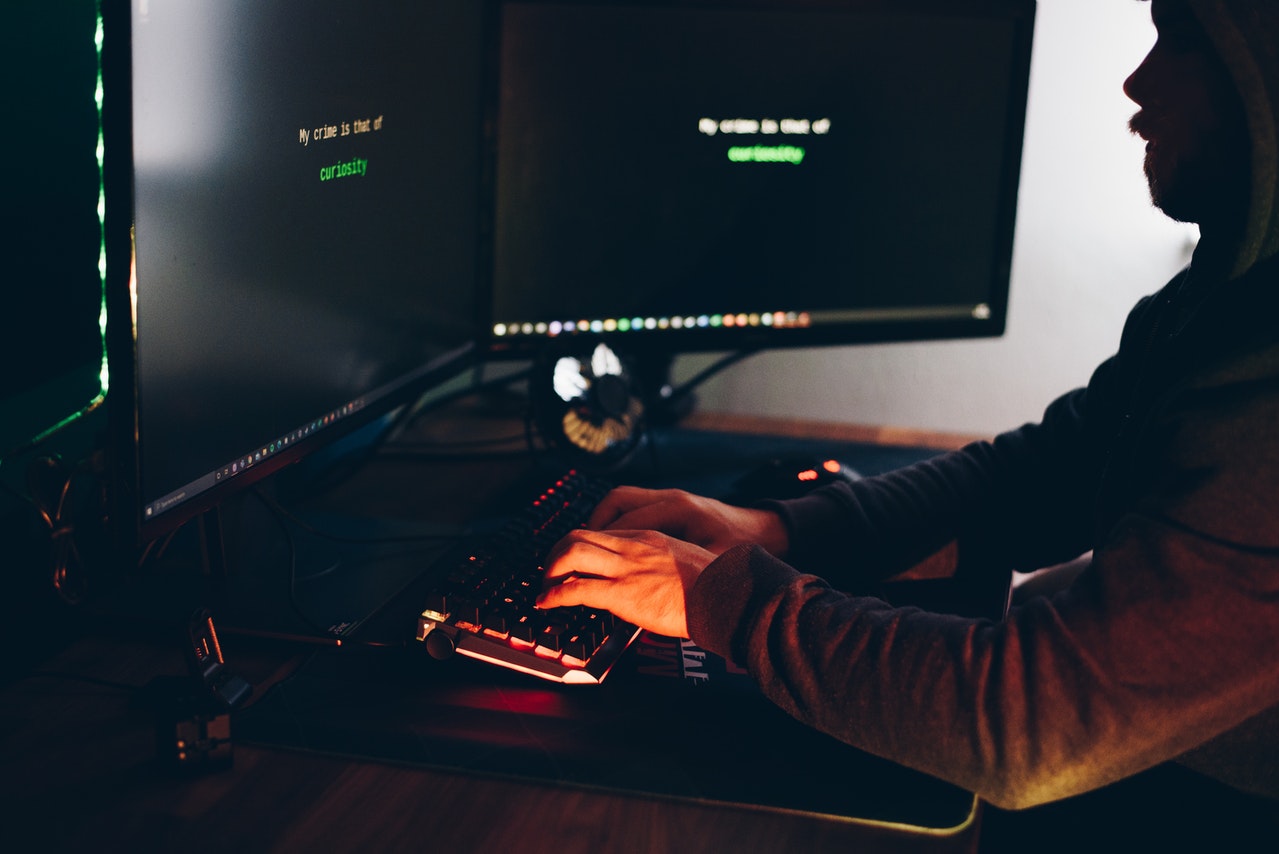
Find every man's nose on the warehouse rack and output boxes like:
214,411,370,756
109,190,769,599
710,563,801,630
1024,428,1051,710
1123,48,1158,107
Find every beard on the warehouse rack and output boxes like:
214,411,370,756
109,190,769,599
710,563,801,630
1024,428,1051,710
1143,149,1201,224
1143,147,1242,225
1132,111,1249,229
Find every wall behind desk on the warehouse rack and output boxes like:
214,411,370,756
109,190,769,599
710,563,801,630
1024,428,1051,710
684,0,1196,439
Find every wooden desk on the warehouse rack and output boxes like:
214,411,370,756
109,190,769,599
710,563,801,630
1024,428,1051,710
3,633,980,854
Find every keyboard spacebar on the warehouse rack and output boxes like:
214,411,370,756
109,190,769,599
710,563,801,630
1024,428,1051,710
453,623,643,685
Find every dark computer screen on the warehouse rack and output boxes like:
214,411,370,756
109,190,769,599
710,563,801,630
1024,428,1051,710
486,0,1034,354
104,0,485,542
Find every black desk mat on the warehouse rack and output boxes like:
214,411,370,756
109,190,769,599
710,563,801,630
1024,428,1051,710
238,601,981,832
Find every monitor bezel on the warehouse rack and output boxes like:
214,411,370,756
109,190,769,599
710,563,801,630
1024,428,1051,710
479,0,1036,359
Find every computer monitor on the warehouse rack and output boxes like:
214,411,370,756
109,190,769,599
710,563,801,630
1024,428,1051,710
485,0,1035,357
102,0,486,551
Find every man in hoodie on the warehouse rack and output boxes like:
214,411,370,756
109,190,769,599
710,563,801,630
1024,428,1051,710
539,0,1279,836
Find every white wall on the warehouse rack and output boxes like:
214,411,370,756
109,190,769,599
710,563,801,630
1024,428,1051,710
682,0,1198,438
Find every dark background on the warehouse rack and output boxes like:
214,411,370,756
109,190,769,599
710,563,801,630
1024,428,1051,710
0,2,106,675
1,2,105,456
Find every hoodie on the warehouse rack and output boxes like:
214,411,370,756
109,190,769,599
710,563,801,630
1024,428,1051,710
1192,0,1279,278
686,0,1279,811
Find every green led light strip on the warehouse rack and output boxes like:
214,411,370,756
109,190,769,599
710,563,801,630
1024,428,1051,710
94,0,109,400
0,1,110,463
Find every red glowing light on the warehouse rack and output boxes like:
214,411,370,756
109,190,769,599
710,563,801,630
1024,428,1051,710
797,469,819,482
822,459,841,474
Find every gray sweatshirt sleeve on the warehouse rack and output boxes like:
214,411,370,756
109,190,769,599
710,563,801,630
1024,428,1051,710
686,513,1279,810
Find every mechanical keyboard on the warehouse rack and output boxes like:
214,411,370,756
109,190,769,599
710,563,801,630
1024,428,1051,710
415,470,642,684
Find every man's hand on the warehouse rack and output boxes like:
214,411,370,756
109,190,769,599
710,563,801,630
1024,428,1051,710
585,486,790,557
536,486,788,638
537,528,715,639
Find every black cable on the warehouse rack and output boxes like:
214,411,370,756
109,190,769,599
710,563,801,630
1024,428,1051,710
380,378,554,464
391,363,534,440
298,364,535,497
240,488,460,649
6,455,93,605
247,488,340,639
664,348,760,408
378,426,535,463
376,428,539,463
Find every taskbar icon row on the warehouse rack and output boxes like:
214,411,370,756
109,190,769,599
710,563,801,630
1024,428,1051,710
142,399,365,521
214,400,364,483
491,310,813,339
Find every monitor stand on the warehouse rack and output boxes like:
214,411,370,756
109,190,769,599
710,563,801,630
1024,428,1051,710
631,349,759,426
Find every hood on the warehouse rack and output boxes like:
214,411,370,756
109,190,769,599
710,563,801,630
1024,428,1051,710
1188,0,1279,279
